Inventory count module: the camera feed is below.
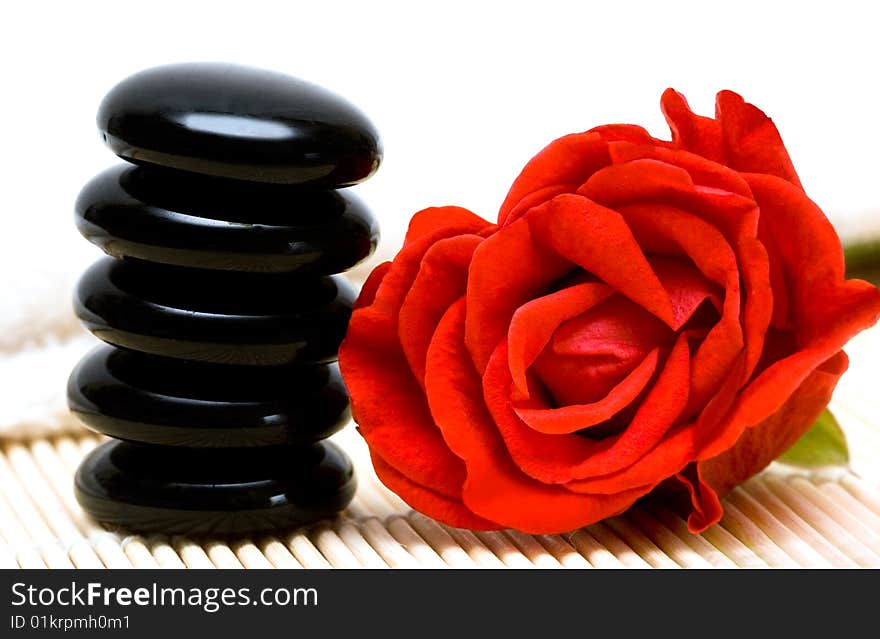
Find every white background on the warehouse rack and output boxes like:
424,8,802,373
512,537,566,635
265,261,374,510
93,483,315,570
1,0,878,283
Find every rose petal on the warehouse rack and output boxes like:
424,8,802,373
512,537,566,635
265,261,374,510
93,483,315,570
562,332,691,481
426,300,650,533
715,90,803,189
340,225,489,498
618,203,743,412
501,184,574,228
466,214,572,373
682,176,880,457
702,351,848,495
514,348,660,434
404,205,494,246
371,450,499,530
556,354,744,496
759,222,791,328
747,173,860,335
485,337,685,485
666,182,759,240
498,132,610,226
647,189,770,385
593,165,770,388
682,350,849,533
507,282,614,398
736,236,773,382
526,194,676,326
566,423,696,494
698,283,879,463
341,323,466,498
548,296,671,360
579,158,696,205
651,255,722,329
579,158,759,241
577,155,770,364
372,216,492,321
531,294,673,407
648,277,876,479
399,235,483,387
581,158,772,388
353,262,391,310
675,464,723,535
602,270,875,498
661,88,724,162
607,141,752,198
590,123,665,146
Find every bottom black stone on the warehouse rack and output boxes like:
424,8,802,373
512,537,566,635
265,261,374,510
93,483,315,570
75,440,356,535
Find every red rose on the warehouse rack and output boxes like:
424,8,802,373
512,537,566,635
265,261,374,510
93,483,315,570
339,90,880,533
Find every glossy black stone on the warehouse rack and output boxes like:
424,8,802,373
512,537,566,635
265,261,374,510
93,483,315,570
97,63,381,186
68,345,350,447
75,440,356,534
74,257,354,365
75,164,379,273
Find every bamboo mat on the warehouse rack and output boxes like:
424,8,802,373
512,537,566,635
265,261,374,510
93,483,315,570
1,328,879,569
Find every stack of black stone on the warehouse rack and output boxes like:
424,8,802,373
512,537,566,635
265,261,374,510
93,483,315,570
68,63,381,535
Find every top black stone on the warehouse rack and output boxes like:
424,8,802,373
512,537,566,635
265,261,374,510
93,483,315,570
97,63,382,187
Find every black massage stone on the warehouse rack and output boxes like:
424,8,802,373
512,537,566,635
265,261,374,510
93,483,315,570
75,440,356,535
69,63,381,534
75,164,378,274
97,63,381,186
68,346,350,447
74,257,355,365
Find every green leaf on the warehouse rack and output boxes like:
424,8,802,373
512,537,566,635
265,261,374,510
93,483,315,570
844,236,880,286
777,409,849,468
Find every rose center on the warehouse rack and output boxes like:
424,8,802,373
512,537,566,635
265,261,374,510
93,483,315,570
532,294,674,407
